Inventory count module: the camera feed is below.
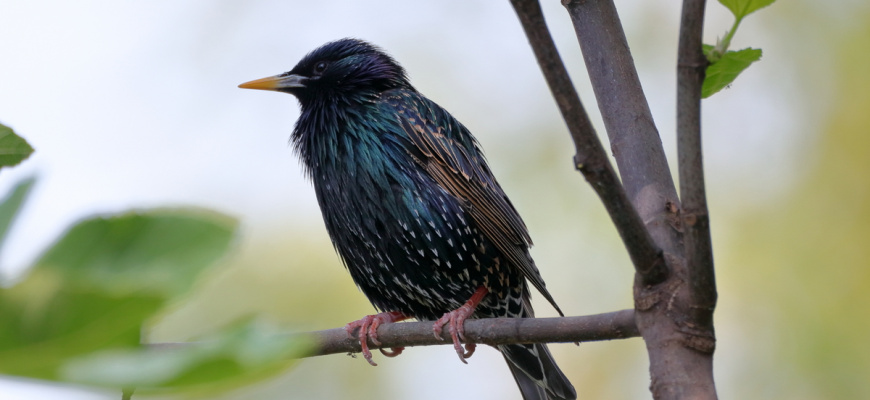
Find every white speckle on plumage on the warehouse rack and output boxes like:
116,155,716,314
447,238,453,247
417,249,425,256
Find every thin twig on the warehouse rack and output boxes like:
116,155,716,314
509,0,667,285
149,310,639,357
677,0,717,328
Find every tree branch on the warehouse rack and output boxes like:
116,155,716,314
524,0,717,398
509,0,667,285
677,0,717,329
150,310,639,358
561,0,682,236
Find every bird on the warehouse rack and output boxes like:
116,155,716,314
239,38,576,400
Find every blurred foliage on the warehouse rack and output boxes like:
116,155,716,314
0,177,35,256
0,122,34,170
0,130,307,397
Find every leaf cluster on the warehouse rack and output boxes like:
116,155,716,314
0,123,306,396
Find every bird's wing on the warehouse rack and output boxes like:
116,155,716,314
383,91,563,316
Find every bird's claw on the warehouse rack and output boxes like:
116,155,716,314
344,311,407,366
379,346,405,357
433,304,476,364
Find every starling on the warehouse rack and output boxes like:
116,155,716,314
240,38,576,400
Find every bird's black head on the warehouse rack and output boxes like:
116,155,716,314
239,38,412,106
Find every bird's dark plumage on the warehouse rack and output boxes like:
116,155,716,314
240,38,575,400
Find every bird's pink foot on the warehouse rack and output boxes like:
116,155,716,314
433,286,488,364
379,346,405,357
345,311,408,366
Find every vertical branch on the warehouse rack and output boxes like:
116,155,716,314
561,0,679,211
509,0,718,397
557,0,718,398
677,0,717,328
509,0,667,284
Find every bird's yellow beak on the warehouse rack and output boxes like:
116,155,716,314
238,74,306,91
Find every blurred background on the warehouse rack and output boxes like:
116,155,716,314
1,0,868,399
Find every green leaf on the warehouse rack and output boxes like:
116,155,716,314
0,276,164,379
0,176,36,258
719,0,776,19
61,320,313,392
702,48,762,98
702,44,720,63
0,122,35,169
38,209,237,297
719,0,775,19
0,209,237,381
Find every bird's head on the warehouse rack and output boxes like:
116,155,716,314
239,38,412,106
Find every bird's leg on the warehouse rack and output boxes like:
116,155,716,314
345,311,409,366
433,286,488,364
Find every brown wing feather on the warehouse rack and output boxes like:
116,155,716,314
390,94,564,316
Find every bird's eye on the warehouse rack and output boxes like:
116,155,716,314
313,61,329,76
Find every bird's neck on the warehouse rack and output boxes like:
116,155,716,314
292,96,388,180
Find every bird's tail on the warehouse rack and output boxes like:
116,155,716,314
497,294,575,400
500,342,576,400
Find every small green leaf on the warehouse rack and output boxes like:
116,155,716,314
719,0,776,19
0,176,36,257
0,122,35,169
702,48,762,98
